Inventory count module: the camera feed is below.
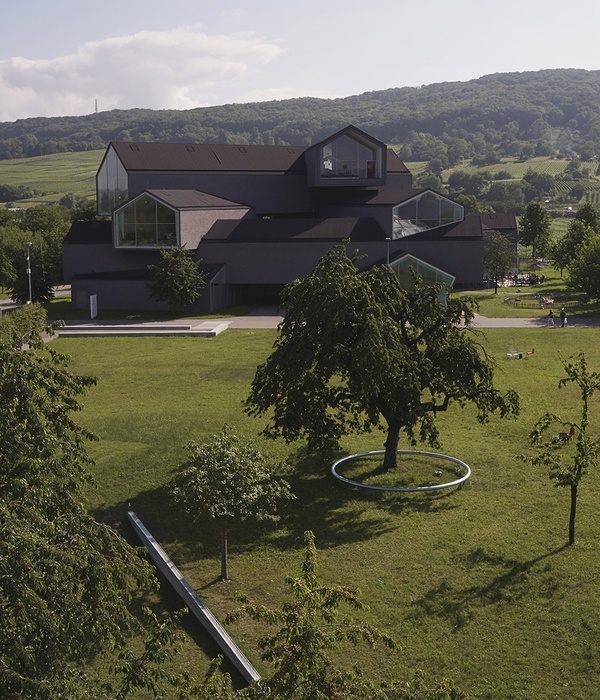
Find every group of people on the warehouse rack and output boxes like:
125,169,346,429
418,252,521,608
547,307,567,327
511,273,546,286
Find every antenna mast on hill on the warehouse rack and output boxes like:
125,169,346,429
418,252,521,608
95,99,98,114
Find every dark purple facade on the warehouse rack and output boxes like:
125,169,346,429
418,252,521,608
64,125,517,312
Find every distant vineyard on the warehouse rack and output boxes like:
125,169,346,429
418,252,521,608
443,157,571,179
554,181,574,196
583,182,600,205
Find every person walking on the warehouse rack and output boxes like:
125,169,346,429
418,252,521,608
560,307,567,327
547,309,555,327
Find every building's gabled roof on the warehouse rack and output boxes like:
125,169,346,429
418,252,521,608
144,189,249,210
203,217,386,243
107,136,410,177
109,142,307,173
386,148,410,174
480,212,518,231
309,123,386,152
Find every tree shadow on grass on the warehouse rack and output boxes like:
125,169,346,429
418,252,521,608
248,446,465,551
126,569,247,688
409,544,567,631
91,482,220,563
91,444,466,565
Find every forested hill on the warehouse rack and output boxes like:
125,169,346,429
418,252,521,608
1,68,600,163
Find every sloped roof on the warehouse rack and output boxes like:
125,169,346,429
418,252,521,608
108,140,410,176
386,148,410,174
203,217,385,243
480,212,518,231
110,142,306,173
145,189,248,210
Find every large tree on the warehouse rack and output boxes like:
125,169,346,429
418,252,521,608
573,201,600,232
483,230,517,293
0,305,154,698
552,219,595,276
567,236,600,301
526,353,600,545
0,224,63,301
518,202,552,257
147,247,206,307
246,246,519,471
170,426,295,580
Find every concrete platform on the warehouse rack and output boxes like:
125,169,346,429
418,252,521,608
56,320,230,337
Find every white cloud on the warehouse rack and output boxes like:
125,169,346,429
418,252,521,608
0,28,284,121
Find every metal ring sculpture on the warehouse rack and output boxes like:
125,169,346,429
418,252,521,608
331,450,471,492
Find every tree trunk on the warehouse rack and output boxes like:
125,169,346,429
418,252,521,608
568,484,577,546
220,519,229,580
383,420,401,471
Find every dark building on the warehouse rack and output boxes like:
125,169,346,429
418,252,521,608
63,125,517,312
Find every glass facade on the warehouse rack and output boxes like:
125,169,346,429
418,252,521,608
393,191,463,238
390,255,455,303
114,194,178,248
320,134,382,179
97,147,129,215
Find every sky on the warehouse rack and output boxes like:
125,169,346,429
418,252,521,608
1,0,600,123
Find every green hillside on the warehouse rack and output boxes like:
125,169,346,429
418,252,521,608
0,150,102,205
1,69,600,167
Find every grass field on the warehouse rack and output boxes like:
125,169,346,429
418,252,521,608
0,150,102,204
55,325,600,699
440,157,587,180
457,264,600,319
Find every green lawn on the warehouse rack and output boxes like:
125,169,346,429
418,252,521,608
0,150,102,204
57,326,600,699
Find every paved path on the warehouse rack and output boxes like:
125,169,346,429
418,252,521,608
472,313,600,329
3,299,599,332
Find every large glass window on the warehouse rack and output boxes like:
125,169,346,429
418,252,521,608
97,147,129,215
393,191,463,237
114,194,178,248
390,255,455,303
320,134,381,179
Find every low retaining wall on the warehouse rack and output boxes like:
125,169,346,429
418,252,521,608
127,511,261,685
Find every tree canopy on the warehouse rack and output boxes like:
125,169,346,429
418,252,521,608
0,305,154,698
483,230,517,292
553,219,596,275
526,353,600,545
518,202,552,257
567,236,600,301
246,246,519,471
147,247,207,307
170,426,295,580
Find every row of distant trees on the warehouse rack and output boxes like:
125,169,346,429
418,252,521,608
416,162,599,216
481,200,600,302
0,199,99,302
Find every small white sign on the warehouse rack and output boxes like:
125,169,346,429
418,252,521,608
90,294,98,319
